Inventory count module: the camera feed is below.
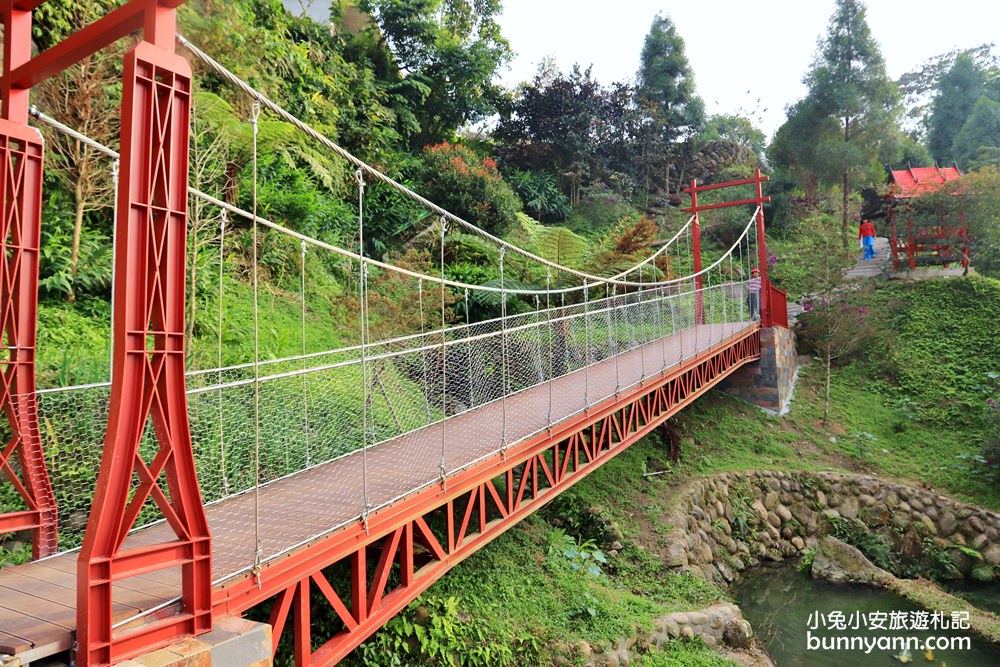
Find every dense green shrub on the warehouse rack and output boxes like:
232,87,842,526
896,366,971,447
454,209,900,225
418,142,521,237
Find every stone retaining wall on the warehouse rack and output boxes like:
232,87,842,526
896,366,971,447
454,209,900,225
718,326,797,414
663,470,1000,586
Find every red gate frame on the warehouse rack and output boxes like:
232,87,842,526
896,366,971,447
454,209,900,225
2,2,208,665
212,330,760,666
683,169,786,328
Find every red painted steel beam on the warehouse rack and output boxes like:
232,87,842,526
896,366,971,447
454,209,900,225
2,0,187,90
0,119,58,557
2,3,32,122
682,196,771,213
753,170,774,326
77,38,210,667
688,180,705,324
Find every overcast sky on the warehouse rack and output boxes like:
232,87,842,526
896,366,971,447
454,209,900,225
496,0,1000,139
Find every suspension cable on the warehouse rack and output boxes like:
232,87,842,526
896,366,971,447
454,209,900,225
499,247,508,456
176,34,708,292
249,99,263,587
31,101,732,299
439,218,448,484
300,240,310,467
217,210,228,496
357,168,372,528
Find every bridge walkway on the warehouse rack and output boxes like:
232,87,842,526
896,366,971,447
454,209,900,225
0,321,753,662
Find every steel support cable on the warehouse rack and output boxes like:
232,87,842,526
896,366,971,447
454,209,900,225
217,211,229,496
545,267,553,428
439,218,447,483
300,240,310,467
465,288,474,408
357,168,372,526
110,157,119,381
738,236,746,323
499,247,508,454
419,279,432,423
175,34,701,292
31,103,721,298
534,294,543,384
609,284,619,395
638,266,646,382
249,100,264,585
583,279,590,410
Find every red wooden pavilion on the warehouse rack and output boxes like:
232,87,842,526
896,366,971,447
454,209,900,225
886,165,969,271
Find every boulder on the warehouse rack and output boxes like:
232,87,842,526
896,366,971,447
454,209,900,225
811,536,893,586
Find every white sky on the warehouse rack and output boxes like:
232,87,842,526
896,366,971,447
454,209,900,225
496,0,1000,140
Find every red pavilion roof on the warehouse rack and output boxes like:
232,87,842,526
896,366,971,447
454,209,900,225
888,166,962,198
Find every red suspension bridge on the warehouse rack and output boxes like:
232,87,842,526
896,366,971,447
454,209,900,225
0,2,789,666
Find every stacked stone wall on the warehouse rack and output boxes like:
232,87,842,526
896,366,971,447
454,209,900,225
663,471,1000,586
719,326,796,413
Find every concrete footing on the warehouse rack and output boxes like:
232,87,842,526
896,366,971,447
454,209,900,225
116,617,272,667
719,326,797,414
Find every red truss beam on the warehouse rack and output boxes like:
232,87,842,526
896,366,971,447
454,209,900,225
0,119,57,556
76,38,210,667
214,330,761,667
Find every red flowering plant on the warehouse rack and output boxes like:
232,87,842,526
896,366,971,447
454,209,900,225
419,142,521,237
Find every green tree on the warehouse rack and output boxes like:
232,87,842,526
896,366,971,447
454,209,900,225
768,99,841,207
495,65,605,176
635,13,705,194
354,0,511,148
896,44,996,140
927,54,987,165
802,0,902,247
696,113,767,162
635,13,704,137
952,96,1000,169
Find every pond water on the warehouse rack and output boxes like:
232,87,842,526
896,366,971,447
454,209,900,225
948,581,1000,616
731,560,1000,666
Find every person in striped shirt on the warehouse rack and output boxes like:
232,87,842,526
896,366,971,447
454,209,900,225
748,267,761,321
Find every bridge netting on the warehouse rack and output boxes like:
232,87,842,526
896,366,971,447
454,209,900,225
7,37,763,586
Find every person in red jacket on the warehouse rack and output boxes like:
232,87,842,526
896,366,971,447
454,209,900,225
859,219,877,260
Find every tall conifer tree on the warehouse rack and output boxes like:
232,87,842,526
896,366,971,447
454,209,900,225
803,0,901,247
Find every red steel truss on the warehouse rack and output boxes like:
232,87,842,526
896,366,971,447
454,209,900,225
214,330,761,666
76,38,211,667
0,1,58,559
